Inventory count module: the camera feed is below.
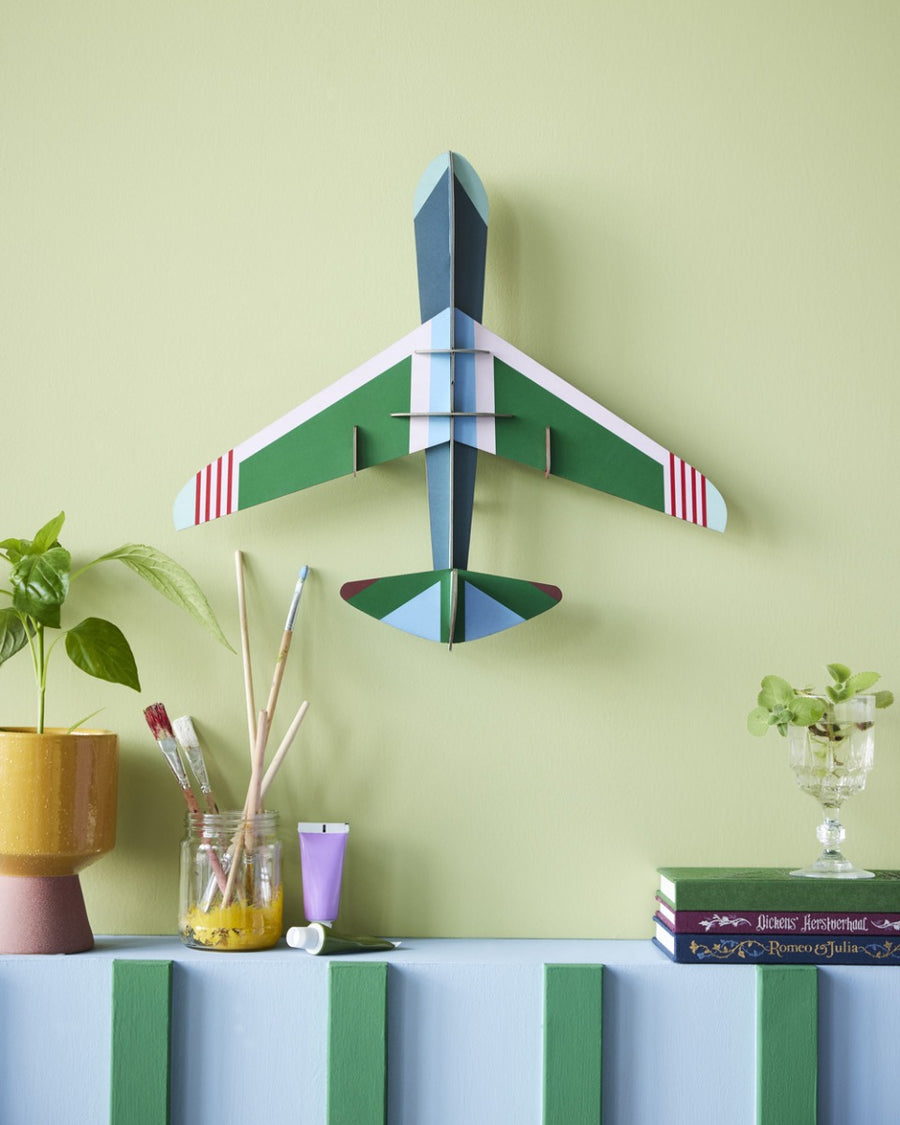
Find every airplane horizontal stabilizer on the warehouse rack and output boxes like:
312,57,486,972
340,569,562,646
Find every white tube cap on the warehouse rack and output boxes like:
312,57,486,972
286,924,326,953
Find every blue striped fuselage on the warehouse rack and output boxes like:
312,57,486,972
412,153,489,570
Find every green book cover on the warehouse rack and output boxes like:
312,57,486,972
656,867,900,911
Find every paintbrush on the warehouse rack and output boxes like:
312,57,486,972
172,715,218,813
143,702,201,816
145,703,229,897
262,566,309,740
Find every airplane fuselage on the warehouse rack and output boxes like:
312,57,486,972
412,153,491,572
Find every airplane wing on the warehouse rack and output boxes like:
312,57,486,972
174,303,725,535
173,317,449,529
451,312,727,532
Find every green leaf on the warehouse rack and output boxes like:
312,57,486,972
791,696,827,726
757,675,795,710
827,663,852,684
30,512,66,554
747,706,772,736
64,617,140,690
92,544,233,652
66,707,105,734
875,690,894,710
846,671,880,696
0,514,65,567
0,538,28,564
10,547,71,627
0,608,28,666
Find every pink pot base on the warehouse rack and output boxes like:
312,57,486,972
0,874,95,954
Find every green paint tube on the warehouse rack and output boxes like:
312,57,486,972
286,922,400,955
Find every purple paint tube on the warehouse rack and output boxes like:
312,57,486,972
298,822,349,925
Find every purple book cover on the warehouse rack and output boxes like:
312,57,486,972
654,897,900,936
654,917,900,965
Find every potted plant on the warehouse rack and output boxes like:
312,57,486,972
748,663,893,879
0,511,230,952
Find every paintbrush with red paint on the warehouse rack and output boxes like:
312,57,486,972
144,701,228,895
143,702,201,817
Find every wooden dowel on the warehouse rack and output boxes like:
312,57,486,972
260,701,310,801
245,709,269,818
222,710,268,908
234,550,256,755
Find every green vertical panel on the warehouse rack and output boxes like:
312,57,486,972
110,960,172,1125
756,965,818,1125
543,963,604,1125
328,960,388,1125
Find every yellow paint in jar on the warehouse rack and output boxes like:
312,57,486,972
179,810,283,951
180,887,283,951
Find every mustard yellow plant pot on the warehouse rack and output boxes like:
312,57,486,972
0,728,118,953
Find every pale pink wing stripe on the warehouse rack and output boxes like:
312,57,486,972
666,453,707,527
180,318,437,527
193,449,237,525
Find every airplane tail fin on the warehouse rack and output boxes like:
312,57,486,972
340,569,561,647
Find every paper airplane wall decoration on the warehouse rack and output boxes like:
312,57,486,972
174,152,726,646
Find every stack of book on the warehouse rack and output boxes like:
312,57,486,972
653,867,900,964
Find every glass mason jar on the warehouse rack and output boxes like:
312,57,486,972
179,810,282,950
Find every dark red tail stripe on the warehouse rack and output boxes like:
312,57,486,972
701,473,707,527
204,463,212,523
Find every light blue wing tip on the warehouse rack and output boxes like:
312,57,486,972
173,479,196,530
707,483,727,532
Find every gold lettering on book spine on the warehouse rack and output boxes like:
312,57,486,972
687,938,900,963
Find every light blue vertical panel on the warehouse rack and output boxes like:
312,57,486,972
0,953,112,1124
167,948,329,1122
387,961,543,1124
603,963,757,1124
818,965,900,1124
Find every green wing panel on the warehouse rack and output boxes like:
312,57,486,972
492,358,665,513
238,357,412,511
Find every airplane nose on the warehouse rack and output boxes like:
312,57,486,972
413,152,488,325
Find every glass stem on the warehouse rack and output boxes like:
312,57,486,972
816,805,846,863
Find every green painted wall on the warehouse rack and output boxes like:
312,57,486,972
2,2,898,938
